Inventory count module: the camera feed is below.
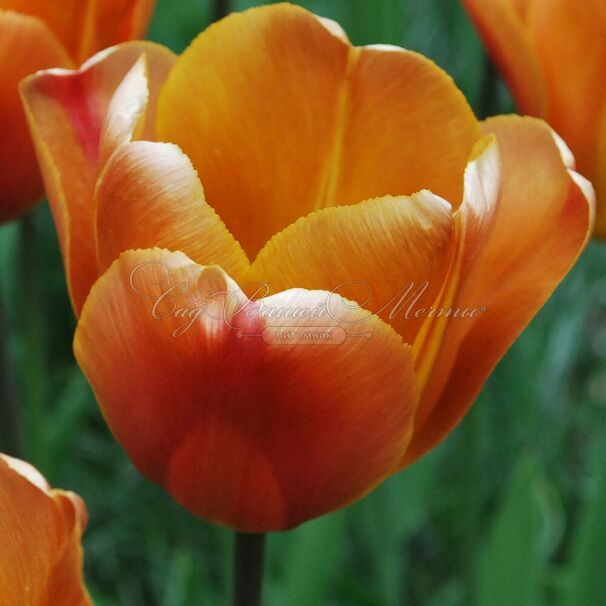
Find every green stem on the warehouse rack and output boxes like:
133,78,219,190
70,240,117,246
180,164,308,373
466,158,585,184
213,0,230,22
0,286,24,457
233,533,266,606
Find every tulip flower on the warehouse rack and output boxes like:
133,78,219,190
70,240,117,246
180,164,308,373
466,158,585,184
0,454,91,605
462,0,606,237
21,4,594,531
0,0,156,223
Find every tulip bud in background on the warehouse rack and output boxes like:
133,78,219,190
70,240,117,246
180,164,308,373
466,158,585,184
0,454,91,605
0,0,156,223
21,4,594,531
462,0,606,237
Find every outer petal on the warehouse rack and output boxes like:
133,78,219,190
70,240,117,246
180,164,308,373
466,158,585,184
0,10,72,223
74,248,418,531
250,192,455,346
21,42,175,313
0,0,88,60
598,108,606,238
0,454,91,606
79,0,156,63
405,116,594,463
461,0,547,115
508,0,532,18
529,0,606,234
0,0,155,62
95,141,250,281
412,137,500,392
157,3,480,257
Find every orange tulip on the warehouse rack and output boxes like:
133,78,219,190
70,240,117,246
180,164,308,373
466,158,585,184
0,454,91,605
21,4,594,531
462,0,606,237
0,0,155,223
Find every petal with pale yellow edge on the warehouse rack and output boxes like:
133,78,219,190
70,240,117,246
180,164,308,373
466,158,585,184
97,55,149,168
0,10,72,223
157,3,479,258
95,141,250,281
411,136,500,394
0,0,155,62
250,191,455,347
461,0,547,116
0,454,91,606
74,248,418,531
21,42,175,314
405,116,594,464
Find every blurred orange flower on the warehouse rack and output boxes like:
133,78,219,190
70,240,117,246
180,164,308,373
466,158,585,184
462,0,606,237
21,4,594,531
0,0,155,223
0,454,91,605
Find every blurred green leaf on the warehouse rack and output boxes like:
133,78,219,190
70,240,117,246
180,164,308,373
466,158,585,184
148,0,212,52
269,512,347,606
347,450,440,605
161,548,194,606
475,456,546,606
43,370,92,480
562,429,606,606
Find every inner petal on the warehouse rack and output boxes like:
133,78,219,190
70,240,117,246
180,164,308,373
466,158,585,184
157,4,479,259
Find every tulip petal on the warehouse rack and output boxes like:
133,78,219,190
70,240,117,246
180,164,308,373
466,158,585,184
0,0,155,62
529,0,606,233
157,3,480,258
95,141,250,281
97,54,148,168
405,116,594,463
251,192,455,346
0,455,90,605
0,10,72,222
21,42,175,313
0,0,88,60
79,0,156,63
462,0,547,115
412,136,500,391
74,248,418,531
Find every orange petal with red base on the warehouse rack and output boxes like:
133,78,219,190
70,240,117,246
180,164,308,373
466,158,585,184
21,42,175,312
74,248,418,531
